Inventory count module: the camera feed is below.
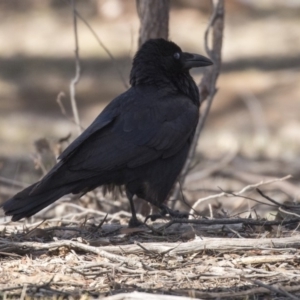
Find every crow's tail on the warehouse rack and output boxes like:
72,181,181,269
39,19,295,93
2,182,73,221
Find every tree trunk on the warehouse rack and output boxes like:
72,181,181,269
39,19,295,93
136,0,170,47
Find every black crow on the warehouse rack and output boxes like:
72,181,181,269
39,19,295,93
2,39,212,226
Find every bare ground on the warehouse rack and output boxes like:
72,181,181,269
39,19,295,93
1,164,300,299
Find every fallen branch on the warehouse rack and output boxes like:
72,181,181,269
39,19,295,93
232,254,299,265
1,235,300,257
180,285,300,299
0,239,142,267
160,217,299,232
103,291,199,300
250,279,300,300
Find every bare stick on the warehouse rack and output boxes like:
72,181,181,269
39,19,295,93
233,254,299,265
2,235,300,257
0,239,142,268
192,285,300,299
190,175,292,215
0,176,27,188
70,0,82,135
75,11,128,89
251,279,300,300
161,217,299,231
103,292,196,300
172,0,224,203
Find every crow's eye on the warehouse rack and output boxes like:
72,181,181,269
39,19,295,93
173,52,180,60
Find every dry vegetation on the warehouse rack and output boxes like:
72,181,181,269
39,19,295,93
1,1,300,299
1,169,300,299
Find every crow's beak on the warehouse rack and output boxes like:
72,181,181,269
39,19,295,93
182,52,213,70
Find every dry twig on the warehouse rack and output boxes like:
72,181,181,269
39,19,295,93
190,175,292,214
75,10,128,89
70,0,82,135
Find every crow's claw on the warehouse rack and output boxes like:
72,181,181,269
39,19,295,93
144,213,164,223
144,205,189,223
128,217,144,228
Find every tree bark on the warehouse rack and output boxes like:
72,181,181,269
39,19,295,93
136,0,170,47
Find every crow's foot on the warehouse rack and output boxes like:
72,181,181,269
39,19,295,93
128,216,144,228
144,204,189,223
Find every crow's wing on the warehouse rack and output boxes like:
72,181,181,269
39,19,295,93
63,87,199,172
58,91,124,161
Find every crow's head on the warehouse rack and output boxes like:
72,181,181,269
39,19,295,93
130,38,212,86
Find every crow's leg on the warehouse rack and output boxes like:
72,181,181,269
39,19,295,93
144,204,189,223
126,190,143,227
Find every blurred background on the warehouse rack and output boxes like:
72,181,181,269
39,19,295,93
0,0,300,219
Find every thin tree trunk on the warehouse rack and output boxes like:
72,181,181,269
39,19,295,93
136,0,170,47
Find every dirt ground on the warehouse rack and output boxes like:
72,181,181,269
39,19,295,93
0,1,300,299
